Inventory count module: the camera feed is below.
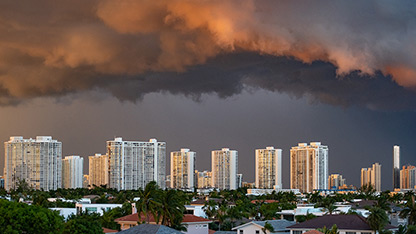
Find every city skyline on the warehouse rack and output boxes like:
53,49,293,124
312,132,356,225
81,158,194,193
3,134,412,190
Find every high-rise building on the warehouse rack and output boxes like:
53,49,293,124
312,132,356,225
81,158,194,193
328,174,346,189
212,148,238,190
170,148,196,189
255,146,282,189
290,142,328,193
62,156,84,189
83,175,89,188
361,163,382,192
393,145,401,189
400,165,416,190
196,170,212,188
88,153,108,188
107,138,166,190
4,136,62,191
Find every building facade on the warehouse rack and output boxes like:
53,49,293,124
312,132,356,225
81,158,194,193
328,174,346,189
62,155,84,189
212,148,238,190
170,148,196,189
361,163,382,192
400,165,416,190
88,153,108,187
290,142,328,193
4,136,62,191
393,145,401,190
196,170,212,188
255,146,282,189
107,138,166,190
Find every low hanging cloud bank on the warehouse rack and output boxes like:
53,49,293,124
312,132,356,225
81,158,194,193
0,0,416,108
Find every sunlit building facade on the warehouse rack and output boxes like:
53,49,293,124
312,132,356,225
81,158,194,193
328,174,346,189
212,148,238,190
88,153,108,187
107,138,166,190
290,142,328,193
4,136,62,191
62,155,84,189
255,146,282,189
400,165,416,190
361,163,382,192
170,148,196,189
196,170,212,188
393,145,401,190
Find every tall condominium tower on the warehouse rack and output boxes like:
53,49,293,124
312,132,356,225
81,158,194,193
107,138,166,190
88,153,108,187
62,156,84,189
393,145,400,189
212,148,238,190
328,174,346,189
170,148,196,189
255,146,282,189
361,163,382,192
290,142,328,193
400,165,416,190
4,136,62,191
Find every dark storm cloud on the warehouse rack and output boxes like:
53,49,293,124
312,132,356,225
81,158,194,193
99,53,416,110
1,0,416,108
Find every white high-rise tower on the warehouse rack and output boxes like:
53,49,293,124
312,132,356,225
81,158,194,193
290,142,329,193
212,148,238,190
107,138,166,190
62,156,84,189
393,145,400,189
170,148,196,189
4,136,62,191
255,146,282,189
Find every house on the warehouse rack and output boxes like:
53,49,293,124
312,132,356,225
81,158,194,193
115,213,212,234
232,220,296,234
115,224,183,233
75,203,122,216
287,214,397,234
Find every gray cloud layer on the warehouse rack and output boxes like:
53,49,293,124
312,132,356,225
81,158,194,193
0,0,416,108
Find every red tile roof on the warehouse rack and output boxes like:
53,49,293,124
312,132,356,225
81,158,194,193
102,227,118,233
115,213,211,224
303,230,324,234
250,200,279,204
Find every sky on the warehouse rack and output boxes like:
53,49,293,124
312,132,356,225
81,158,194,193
1,0,416,190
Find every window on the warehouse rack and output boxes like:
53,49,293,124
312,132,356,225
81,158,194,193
293,231,303,234
239,230,244,234
346,232,356,234
361,232,372,234
256,231,260,234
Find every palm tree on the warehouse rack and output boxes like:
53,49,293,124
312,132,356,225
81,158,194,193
262,221,274,234
367,206,389,234
203,199,218,220
400,195,416,225
158,189,186,229
318,224,339,234
136,181,161,224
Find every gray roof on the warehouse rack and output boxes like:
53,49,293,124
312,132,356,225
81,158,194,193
252,220,296,231
116,224,183,234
